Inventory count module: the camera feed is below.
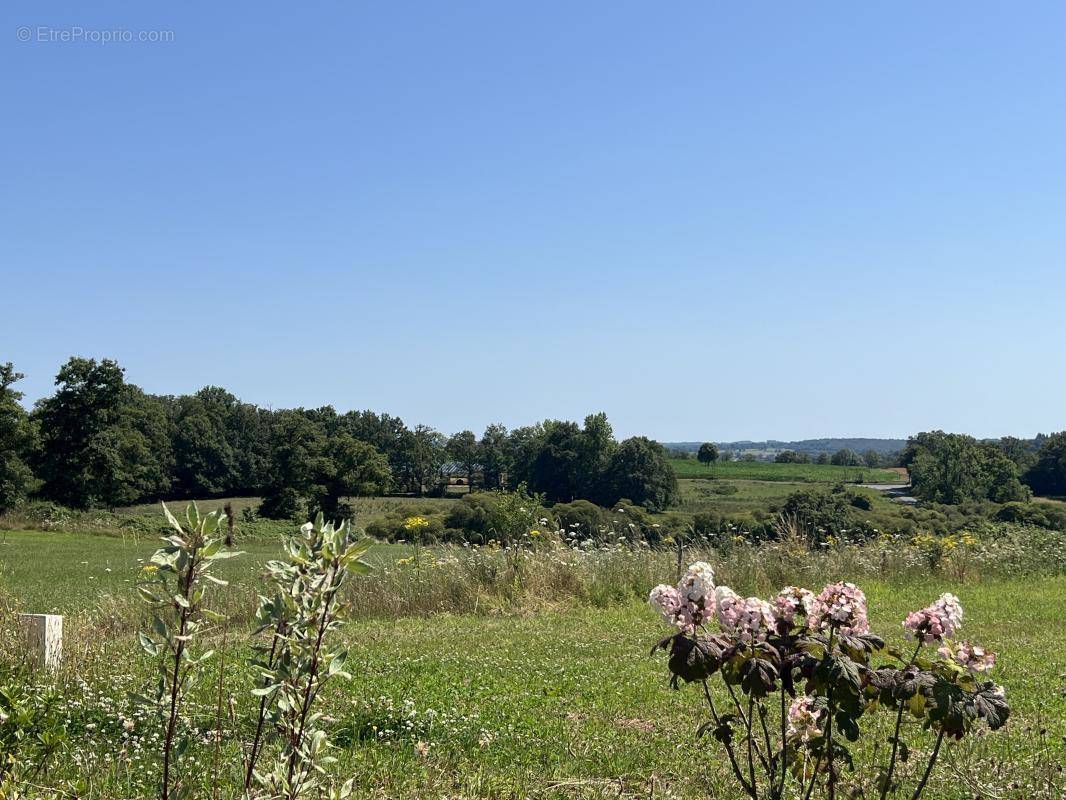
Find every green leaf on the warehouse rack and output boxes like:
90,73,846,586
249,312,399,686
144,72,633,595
138,633,160,657
161,502,184,535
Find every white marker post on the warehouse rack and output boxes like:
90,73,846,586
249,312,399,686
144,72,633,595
20,614,62,674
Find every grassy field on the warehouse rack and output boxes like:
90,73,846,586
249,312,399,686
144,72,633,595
670,459,903,483
0,529,1062,798
115,495,458,522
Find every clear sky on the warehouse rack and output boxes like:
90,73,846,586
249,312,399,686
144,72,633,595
3,2,1065,442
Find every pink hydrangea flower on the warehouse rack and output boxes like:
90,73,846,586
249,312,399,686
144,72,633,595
679,561,716,606
714,586,743,631
903,593,964,643
787,696,823,742
938,640,996,675
809,581,869,635
773,586,816,627
648,562,717,633
649,584,683,626
714,587,773,642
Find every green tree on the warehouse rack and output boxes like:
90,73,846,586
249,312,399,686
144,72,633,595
979,444,1030,503
906,431,1028,504
259,410,327,518
478,423,510,489
447,429,480,491
697,442,719,464
313,433,391,519
816,452,830,465
529,420,584,502
343,410,411,480
598,437,678,511
997,436,1037,474
775,450,801,463
503,423,544,488
171,392,237,497
0,364,37,512
403,424,446,496
830,448,862,467
1024,432,1066,496
862,449,881,468
578,412,616,481
33,357,173,508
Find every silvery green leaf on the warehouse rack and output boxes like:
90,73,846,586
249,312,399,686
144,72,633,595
161,502,184,535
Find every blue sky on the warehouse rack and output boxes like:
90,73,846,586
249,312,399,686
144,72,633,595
3,2,1065,441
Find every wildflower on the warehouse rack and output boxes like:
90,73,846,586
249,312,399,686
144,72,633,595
809,581,869,635
903,593,963,643
938,640,996,675
649,584,683,627
414,741,430,757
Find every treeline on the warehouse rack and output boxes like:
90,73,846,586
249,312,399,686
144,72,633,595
672,445,899,467
903,430,1066,503
0,358,678,519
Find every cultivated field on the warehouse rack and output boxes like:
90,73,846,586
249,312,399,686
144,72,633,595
669,459,903,483
0,525,1062,799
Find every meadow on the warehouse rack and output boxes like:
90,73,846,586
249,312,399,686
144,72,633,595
0,523,1062,799
668,459,903,483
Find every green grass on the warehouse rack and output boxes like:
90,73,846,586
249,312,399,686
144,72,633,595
115,495,458,523
0,530,1062,798
0,530,409,615
670,459,903,483
675,478,808,515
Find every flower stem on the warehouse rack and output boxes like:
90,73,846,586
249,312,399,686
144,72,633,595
880,640,924,800
701,680,757,800
910,728,945,800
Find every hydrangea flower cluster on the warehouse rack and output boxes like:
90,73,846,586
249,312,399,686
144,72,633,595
808,581,869,635
938,640,997,674
773,586,815,626
903,592,964,643
786,695,823,742
715,587,774,642
648,561,716,632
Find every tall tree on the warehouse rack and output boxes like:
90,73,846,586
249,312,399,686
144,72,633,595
906,431,1028,504
0,363,37,512
503,424,544,488
403,425,446,496
258,410,327,518
697,442,718,464
478,423,510,490
598,437,678,511
1024,432,1066,497
171,392,237,496
312,433,390,519
830,448,862,467
862,449,881,468
530,420,584,502
33,358,173,508
343,410,411,479
446,429,480,491
578,412,616,482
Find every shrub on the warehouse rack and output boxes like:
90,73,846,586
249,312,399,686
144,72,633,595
649,563,1010,800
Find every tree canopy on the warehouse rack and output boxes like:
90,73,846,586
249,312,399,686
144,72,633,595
697,442,718,464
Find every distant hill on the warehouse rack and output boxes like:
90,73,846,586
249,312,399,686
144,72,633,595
664,438,907,456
